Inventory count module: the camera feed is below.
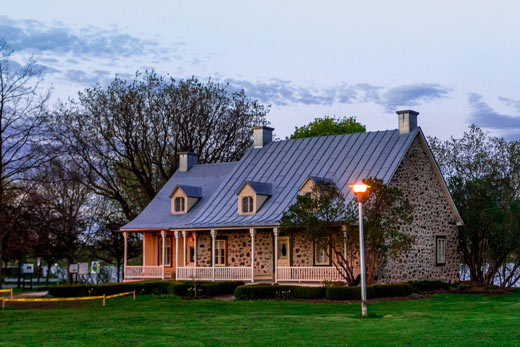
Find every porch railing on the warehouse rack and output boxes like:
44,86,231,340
125,266,163,279
177,267,252,281
276,266,345,282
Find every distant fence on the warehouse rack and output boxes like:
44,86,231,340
0,289,13,299
1,290,135,309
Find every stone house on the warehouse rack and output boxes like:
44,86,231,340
120,110,462,284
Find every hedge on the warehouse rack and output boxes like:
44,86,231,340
48,280,244,298
235,283,412,301
408,280,451,292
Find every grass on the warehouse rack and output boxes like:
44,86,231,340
1,292,520,346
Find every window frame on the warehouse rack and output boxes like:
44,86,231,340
313,239,331,266
214,239,227,267
158,236,172,267
174,196,185,213
241,196,254,214
436,236,446,266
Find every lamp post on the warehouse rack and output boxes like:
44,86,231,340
350,183,370,318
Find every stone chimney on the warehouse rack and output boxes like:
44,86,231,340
179,152,198,172
396,110,419,134
253,126,274,148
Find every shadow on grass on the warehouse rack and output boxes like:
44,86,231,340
349,312,383,319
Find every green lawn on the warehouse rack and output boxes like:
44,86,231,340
1,292,520,346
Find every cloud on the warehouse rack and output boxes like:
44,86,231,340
377,84,451,112
468,93,520,140
62,69,134,87
499,96,520,113
226,79,450,111
0,15,167,58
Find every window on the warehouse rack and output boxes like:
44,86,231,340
242,196,254,214
214,239,227,266
304,192,312,199
436,236,446,266
314,241,330,265
188,246,195,264
174,197,185,212
158,237,172,267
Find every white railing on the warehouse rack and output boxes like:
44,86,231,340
277,266,345,282
177,267,252,281
125,266,163,279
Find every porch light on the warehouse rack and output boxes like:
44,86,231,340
350,182,370,318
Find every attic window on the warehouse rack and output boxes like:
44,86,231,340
242,196,254,214
174,197,185,212
299,176,335,197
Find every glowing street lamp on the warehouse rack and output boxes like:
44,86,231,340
350,183,370,317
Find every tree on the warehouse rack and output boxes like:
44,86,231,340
280,178,413,285
430,126,520,286
0,40,49,287
289,116,365,139
51,71,269,220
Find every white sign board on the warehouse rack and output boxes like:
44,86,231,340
69,264,79,274
22,263,34,274
78,262,89,275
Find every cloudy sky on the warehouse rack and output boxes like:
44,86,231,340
2,1,520,140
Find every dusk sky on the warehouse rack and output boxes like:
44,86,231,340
2,1,520,140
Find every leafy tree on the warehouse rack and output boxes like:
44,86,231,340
51,71,269,220
280,178,413,285
0,40,49,287
289,116,365,139
430,126,520,286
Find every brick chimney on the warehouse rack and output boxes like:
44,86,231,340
179,152,198,172
253,126,274,148
396,110,419,134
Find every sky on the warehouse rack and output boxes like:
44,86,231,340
1,1,520,140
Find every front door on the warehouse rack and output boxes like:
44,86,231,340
277,236,290,267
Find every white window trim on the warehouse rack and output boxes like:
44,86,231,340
174,196,185,213
314,241,330,266
159,237,172,267
215,239,227,267
241,196,254,214
436,236,446,266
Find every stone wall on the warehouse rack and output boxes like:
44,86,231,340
376,137,460,283
195,229,273,275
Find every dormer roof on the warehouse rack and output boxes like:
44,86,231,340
235,181,272,196
298,176,335,191
170,184,202,198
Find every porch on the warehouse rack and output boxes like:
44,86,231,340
122,228,355,283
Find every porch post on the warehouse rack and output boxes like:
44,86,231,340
161,230,166,280
250,228,255,283
273,227,278,283
193,231,198,267
182,231,187,267
343,225,348,284
211,229,217,282
123,231,128,280
174,231,180,280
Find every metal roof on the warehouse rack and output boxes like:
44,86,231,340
122,128,420,230
174,185,203,198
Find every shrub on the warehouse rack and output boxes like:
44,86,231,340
235,285,327,300
326,286,361,300
294,286,326,299
408,280,451,293
49,280,244,298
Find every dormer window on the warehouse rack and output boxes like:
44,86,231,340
174,197,185,212
170,184,202,214
236,181,272,215
242,196,254,214
299,176,335,197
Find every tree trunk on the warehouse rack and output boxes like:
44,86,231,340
45,260,52,285
0,235,3,289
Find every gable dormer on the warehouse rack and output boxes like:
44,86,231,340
170,185,202,214
298,176,335,198
236,181,272,215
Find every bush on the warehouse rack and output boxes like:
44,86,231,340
326,283,412,300
235,285,327,300
408,280,451,293
49,280,244,298
294,286,326,299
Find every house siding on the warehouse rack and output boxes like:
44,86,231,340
377,137,460,283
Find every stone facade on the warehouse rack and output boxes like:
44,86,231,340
195,229,273,275
376,137,460,283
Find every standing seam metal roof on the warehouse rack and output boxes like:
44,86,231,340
121,128,419,230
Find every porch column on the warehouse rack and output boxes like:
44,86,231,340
343,226,348,284
174,231,180,280
250,228,255,283
211,229,216,282
161,230,166,280
193,231,198,267
182,231,187,267
273,228,278,283
123,231,128,280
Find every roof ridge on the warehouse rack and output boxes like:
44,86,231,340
273,128,396,145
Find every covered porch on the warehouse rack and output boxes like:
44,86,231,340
122,227,353,283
